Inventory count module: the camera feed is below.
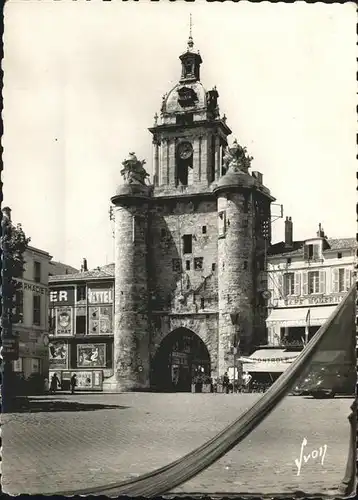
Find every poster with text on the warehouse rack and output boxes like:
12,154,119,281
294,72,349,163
77,343,106,368
56,307,73,335
49,341,68,369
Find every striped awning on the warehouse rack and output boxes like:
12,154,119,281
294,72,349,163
266,306,337,327
239,349,298,373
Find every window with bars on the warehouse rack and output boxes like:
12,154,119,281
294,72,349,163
33,295,41,325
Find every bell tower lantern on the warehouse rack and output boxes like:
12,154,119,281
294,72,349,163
149,22,232,195
179,35,202,83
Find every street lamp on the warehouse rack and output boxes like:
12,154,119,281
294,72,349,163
230,312,240,393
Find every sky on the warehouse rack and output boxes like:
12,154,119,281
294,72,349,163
3,0,356,269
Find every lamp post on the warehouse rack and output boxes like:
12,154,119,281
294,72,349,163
230,312,240,394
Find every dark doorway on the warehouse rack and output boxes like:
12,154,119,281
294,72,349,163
151,328,211,392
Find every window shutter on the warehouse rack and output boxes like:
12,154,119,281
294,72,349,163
283,274,288,296
345,268,352,290
313,245,319,260
302,272,308,295
332,268,339,293
277,273,283,298
319,270,326,294
294,272,301,296
303,246,309,260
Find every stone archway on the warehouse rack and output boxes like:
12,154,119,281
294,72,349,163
151,327,211,392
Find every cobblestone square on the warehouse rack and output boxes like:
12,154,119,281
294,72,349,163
2,393,353,496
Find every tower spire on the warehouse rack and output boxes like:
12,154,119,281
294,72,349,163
188,13,194,50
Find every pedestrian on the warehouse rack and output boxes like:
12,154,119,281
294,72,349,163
242,371,252,392
70,374,77,394
50,373,60,394
223,372,230,394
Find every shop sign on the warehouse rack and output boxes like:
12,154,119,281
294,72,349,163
49,287,75,306
77,343,106,368
56,307,73,335
284,294,345,307
1,337,19,360
23,282,48,295
88,288,113,304
239,356,296,364
49,340,68,369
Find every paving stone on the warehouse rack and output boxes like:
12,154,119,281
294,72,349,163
1,393,352,496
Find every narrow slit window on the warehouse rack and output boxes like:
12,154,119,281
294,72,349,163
183,234,193,254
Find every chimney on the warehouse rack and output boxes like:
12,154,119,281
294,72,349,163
2,206,12,222
316,223,325,238
284,216,293,247
81,258,88,272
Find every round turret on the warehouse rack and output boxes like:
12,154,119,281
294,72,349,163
111,153,151,391
212,169,257,193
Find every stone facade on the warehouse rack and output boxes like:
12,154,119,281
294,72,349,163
110,35,275,391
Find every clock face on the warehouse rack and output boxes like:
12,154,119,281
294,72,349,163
178,142,193,160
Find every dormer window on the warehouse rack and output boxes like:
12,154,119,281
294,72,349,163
304,243,320,261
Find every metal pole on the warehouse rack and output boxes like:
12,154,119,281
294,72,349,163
233,348,236,394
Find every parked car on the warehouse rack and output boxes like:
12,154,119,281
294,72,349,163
292,363,356,399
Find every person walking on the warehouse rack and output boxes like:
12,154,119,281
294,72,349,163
223,372,230,394
70,374,77,394
50,373,60,394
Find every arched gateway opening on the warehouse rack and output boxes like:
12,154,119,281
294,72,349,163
151,328,211,392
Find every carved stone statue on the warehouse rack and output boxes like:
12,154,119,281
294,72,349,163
223,139,253,174
120,152,150,185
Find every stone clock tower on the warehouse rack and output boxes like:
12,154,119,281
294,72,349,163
110,33,275,392
149,34,231,193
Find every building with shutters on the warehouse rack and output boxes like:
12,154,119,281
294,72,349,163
265,218,355,348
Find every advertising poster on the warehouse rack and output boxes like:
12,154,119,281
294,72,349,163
88,306,113,334
56,307,73,335
77,343,106,368
49,341,68,369
49,286,75,306
87,286,113,305
75,371,93,389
